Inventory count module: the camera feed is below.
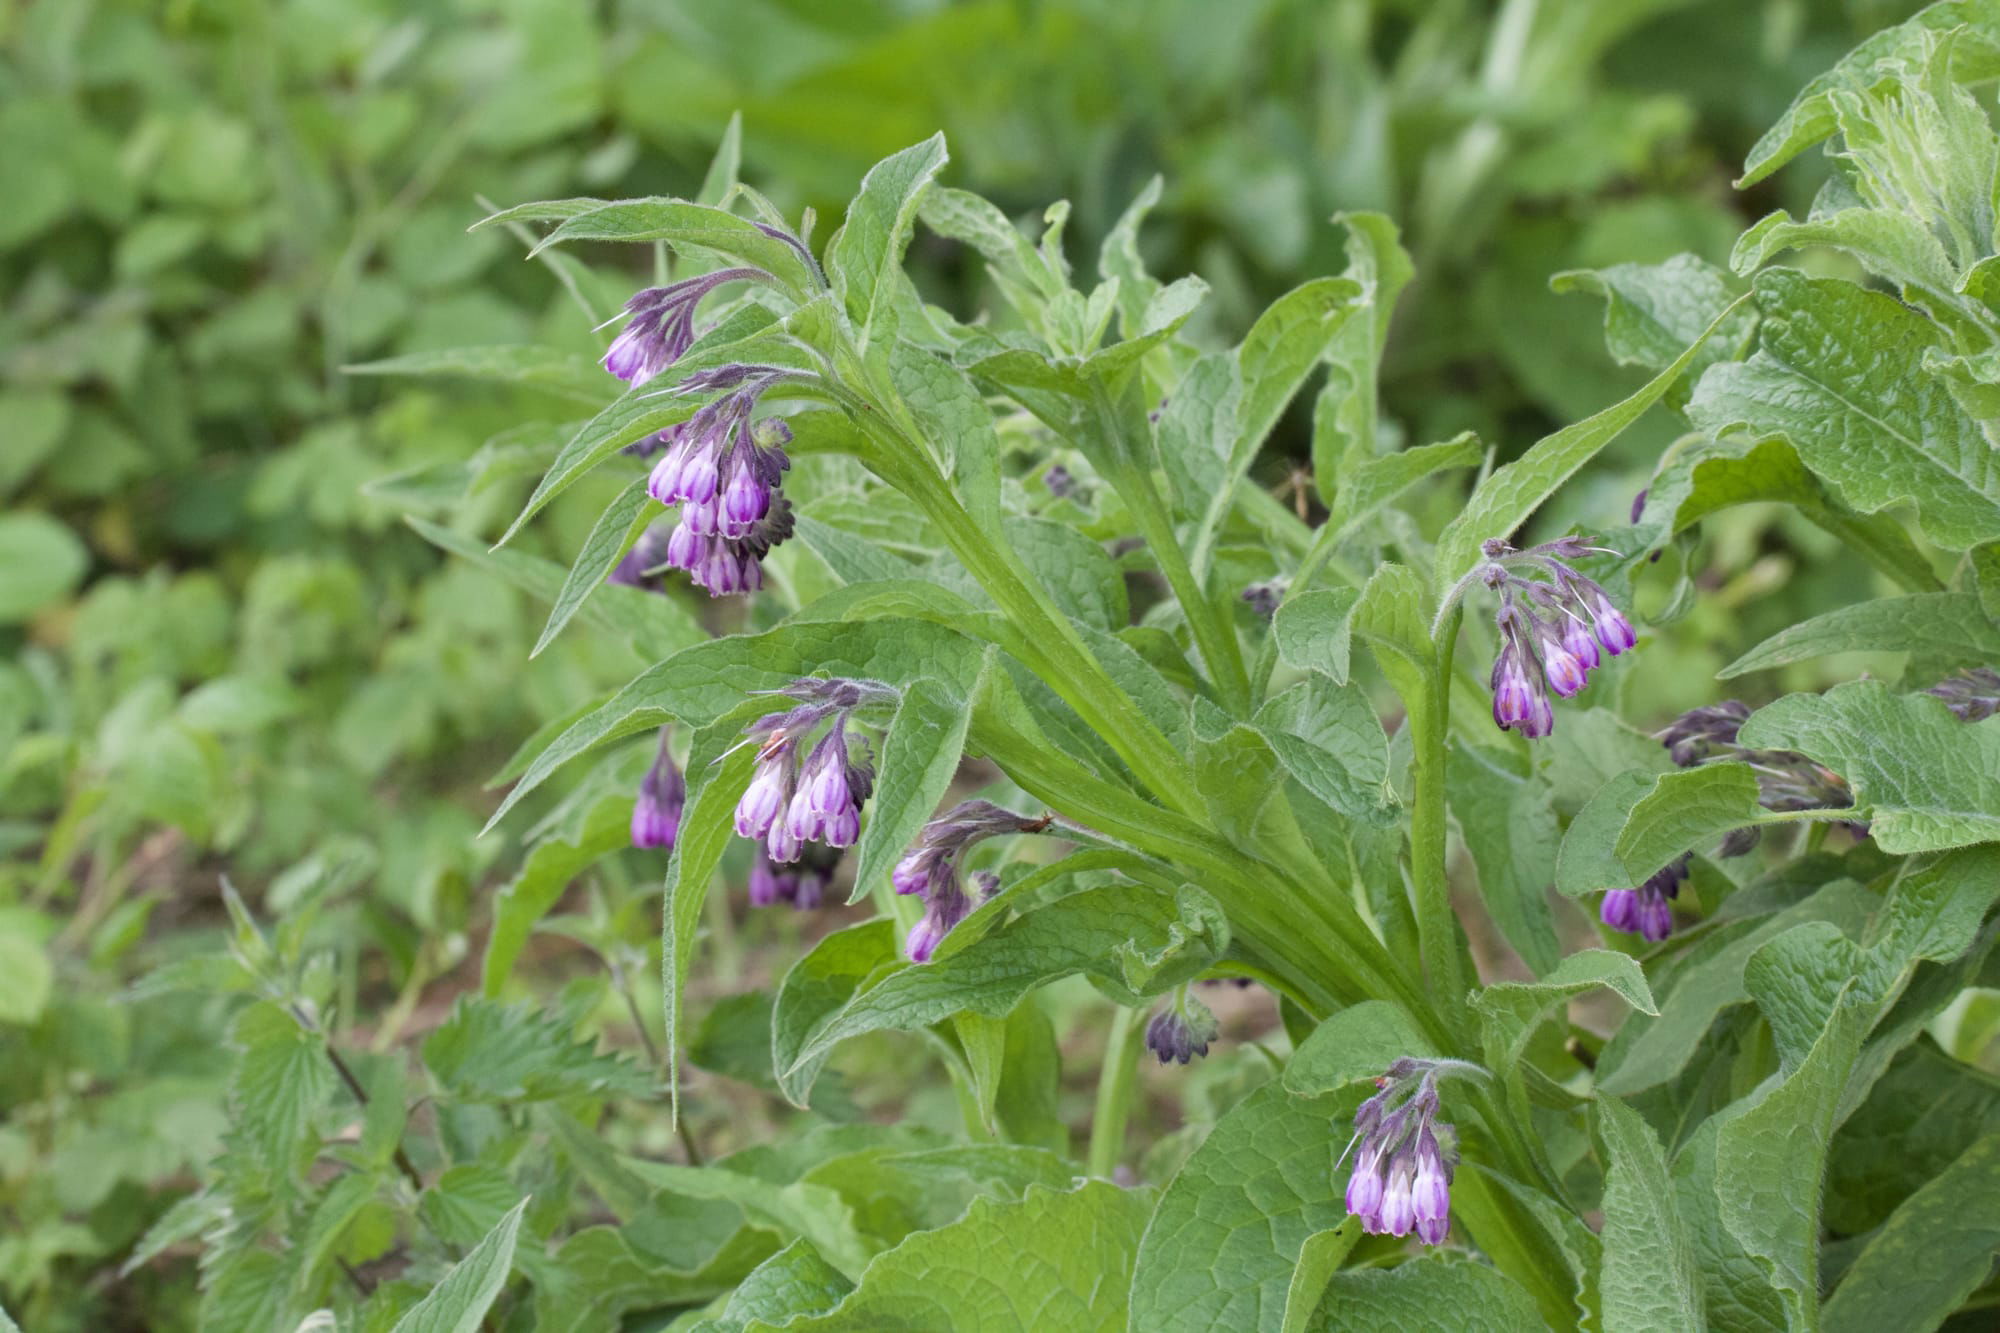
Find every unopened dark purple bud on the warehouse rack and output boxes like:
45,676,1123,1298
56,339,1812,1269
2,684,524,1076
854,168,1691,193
631,733,686,850
1926,667,2000,722
1045,464,1074,498
1144,999,1217,1066
1718,825,1763,858
747,855,787,907
1241,579,1285,620
1600,889,1639,934
1630,489,1648,523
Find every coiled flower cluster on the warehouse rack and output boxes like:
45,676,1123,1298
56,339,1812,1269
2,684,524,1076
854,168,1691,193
1478,536,1636,739
734,679,892,864
1344,1058,1465,1245
891,801,1050,962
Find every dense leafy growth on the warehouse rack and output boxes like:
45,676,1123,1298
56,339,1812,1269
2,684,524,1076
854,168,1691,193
8,2,2000,1330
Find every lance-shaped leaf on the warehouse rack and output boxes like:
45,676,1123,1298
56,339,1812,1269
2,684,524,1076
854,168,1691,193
531,478,657,658
1721,592,2000,677
1594,1096,1706,1333
1128,1082,1352,1333
344,345,612,405
824,135,949,352
391,1198,528,1333
1688,269,2000,551
1435,292,1748,593
1449,746,1561,977
1823,1131,2000,1333
1253,675,1393,820
1312,212,1414,495
777,879,1227,1097
482,787,631,997
1552,252,1755,411
1739,678,2000,853
844,676,974,904
526,198,818,295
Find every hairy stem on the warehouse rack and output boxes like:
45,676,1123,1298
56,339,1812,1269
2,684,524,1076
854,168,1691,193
1087,1003,1147,1178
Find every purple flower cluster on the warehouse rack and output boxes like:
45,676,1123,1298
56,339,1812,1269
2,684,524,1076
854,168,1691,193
1345,1059,1459,1245
734,679,894,865
1599,854,1689,942
748,843,839,911
600,268,766,387
1927,667,2000,722
1480,537,1636,739
630,728,686,850
1144,993,1219,1065
892,801,1051,963
643,371,799,597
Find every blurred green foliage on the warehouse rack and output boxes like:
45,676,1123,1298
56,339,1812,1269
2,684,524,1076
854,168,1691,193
0,0,1954,1328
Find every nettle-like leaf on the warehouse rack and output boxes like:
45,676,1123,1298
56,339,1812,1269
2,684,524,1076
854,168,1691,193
391,1197,528,1333
1127,1082,1353,1333
421,997,653,1101
1688,269,2000,551
1740,678,2000,852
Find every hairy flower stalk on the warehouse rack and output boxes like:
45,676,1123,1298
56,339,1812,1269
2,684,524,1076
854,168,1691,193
733,679,893,864
1144,989,1218,1065
1475,537,1634,739
892,800,1051,963
630,728,685,850
1344,1058,1467,1245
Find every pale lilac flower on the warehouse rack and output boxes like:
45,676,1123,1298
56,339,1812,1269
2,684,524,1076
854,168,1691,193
1343,1060,1462,1246
892,801,1051,963
1477,536,1636,739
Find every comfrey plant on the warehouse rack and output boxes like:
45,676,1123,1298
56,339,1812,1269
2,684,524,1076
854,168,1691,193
347,12,2000,1327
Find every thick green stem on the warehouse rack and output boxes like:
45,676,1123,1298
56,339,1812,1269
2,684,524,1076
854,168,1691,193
1108,456,1252,714
1087,1003,1147,1178
1409,608,1471,1036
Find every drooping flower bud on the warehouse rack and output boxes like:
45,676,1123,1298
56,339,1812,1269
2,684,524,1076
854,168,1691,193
1144,992,1219,1065
892,801,1053,963
1926,667,2000,722
1474,537,1635,739
630,728,685,850
1600,854,1689,943
600,268,767,386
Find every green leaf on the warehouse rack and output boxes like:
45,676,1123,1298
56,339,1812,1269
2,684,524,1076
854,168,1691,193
532,479,656,658
529,199,817,294
1449,747,1561,977
825,135,949,351
227,1001,335,1178
1688,269,2000,551
1305,1254,1545,1332
482,788,632,997
421,997,652,1101
772,921,900,1108
1721,592,2000,677
0,928,53,1025
1596,881,1877,1096
1279,1228,1360,1333
779,879,1227,1095
1594,1096,1706,1333
1271,589,1359,686
1283,1000,1436,1097
1738,0,2000,187
1128,1082,1349,1333
692,1239,854,1333
888,338,1001,529
846,676,974,904
0,512,88,624
1713,996,1870,1328
1472,948,1657,1074
1732,206,1958,302
743,1181,1151,1333
1551,252,1755,410
1310,212,1414,494
1740,679,2000,853
1824,1131,2000,1333
1435,291,1749,591
391,1197,528,1333
343,345,610,405
1315,434,1483,551
1611,763,1770,879
1099,176,1166,335
665,721,761,1124
1253,676,1393,820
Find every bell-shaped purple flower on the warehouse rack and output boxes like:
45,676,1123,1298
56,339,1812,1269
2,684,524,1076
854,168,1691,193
734,736,797,841
601,268,766,386
1601,855,1690,943
630,729,685,850
893,801,1051,963
1343,1062,1461,1245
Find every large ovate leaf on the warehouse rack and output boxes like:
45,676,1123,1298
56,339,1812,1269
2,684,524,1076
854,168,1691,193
1282,1000,1435,1097
1740,679,2000,853
743,1181,1151,1333
1128,1082,1349,1333
1688,269,2000,551
1552,252,1755,410
1304,1255,1544,1332
1822,1132,2000,1333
